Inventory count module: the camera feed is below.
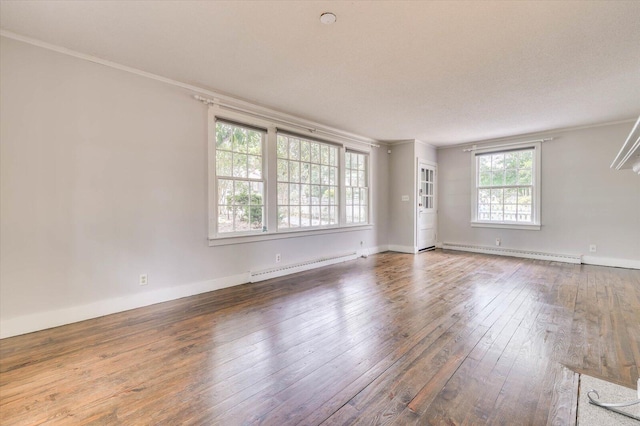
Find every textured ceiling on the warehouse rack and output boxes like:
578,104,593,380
1,1,639,145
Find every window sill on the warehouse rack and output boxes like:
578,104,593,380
209,224,374,246
471,221,541,231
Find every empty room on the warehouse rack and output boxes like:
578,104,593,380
1,1,639,425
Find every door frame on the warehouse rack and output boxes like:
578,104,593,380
416,158,438,253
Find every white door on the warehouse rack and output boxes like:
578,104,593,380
417,162,437,251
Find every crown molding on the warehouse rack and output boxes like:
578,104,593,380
0,30,379,148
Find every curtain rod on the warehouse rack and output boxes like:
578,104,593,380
462,138,554,152
194,95,380,148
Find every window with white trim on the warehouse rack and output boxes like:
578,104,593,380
345,151,369,224
471,143,541,229
215,120,265,234
210,108,372,243
276,133,339,229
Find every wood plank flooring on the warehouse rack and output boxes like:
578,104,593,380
1,250,639,425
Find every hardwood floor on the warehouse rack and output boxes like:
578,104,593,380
1,250,639,425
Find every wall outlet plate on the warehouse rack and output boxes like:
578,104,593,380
139,274,148,286
589,244,597,253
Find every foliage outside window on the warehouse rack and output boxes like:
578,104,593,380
215,121,265,233
276,134,339,229
475,148,536,224
345,151,369,224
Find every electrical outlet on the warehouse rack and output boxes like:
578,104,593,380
139,274,148,286
495,238,501,246
589,244,597,253
275,253,281,263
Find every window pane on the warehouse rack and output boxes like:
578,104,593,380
278,207,289,228
518,169,532,185
311,143,320,163
234,181,249,202
518,187,532,205
505,169,517,185
301,141,310,162
504,153,518,170
277,183,289,205
247,132,262,155
479,156,491,171
519,151,533,169
311,164,320,184
218,206,233,233
218,179,233,205
216,123,232,150
290,161,300,183
321,145,329,165
479,171,491,186
290,206,300,227
491,170,504,186
329,166,337,185
504,188,517,204
232,128,248,153
492,154,504,170
491,188,503,204
216,151,232,177
277,136,288,158
300,184,310,205
234,206,250,231
248,155,262,179
277,159,289,181
300,163,310,184
233,154,248,178
300,206,310,227
289,138,300,160
289,183,300,205
478,189,491,204
321,165,330,185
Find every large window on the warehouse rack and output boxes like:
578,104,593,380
472,143,541,230
210,109,372,242
215,121,265,234
277,134,339,229
345,151,368,224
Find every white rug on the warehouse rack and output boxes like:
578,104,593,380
578,375,639,425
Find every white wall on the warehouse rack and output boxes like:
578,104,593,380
388,140,437,252
0,37,389,337
437,123,640,266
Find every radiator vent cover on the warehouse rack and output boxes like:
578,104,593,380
250,252,358,282
442,243,582,264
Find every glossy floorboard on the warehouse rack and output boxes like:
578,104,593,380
1,250,639,425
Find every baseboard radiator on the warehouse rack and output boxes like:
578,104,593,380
250,252,358,283
441,243,582,264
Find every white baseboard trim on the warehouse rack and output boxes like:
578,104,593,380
250,252,358,283
1,247,384,339
441,242,582,264
0,272,250,339
582,256,640,270
388,245,417,254
366,245,389,255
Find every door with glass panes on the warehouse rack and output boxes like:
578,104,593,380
417,161,437,251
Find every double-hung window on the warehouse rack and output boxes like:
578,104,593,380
471,142,541,230
276,133,339,229
209,107,371,243
215,120,265,234
345,151,369,224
